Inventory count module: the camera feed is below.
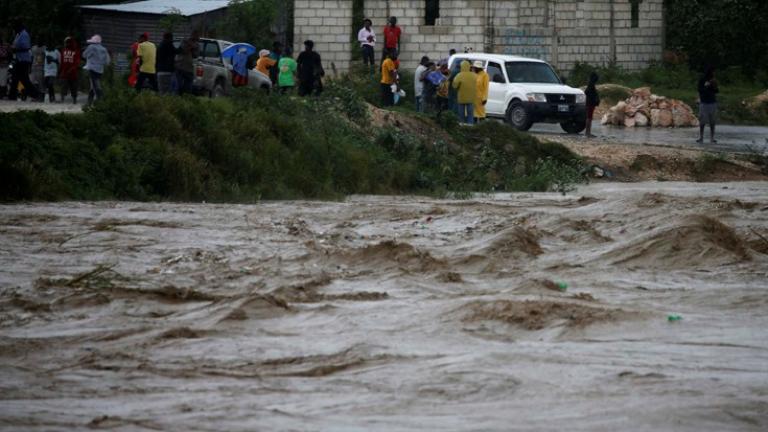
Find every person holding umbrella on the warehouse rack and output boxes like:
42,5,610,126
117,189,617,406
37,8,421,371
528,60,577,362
221,43,256,88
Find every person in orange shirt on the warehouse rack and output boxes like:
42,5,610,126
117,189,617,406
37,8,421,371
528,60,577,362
255,49,276,77
380,49,398,106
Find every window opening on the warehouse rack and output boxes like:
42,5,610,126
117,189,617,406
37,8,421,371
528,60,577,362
631,0,641,28
425,0,440,26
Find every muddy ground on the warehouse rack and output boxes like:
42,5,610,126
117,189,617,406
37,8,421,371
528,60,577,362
1,182,767,430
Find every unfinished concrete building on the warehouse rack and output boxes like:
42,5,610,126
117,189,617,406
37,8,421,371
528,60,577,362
293,0,664,74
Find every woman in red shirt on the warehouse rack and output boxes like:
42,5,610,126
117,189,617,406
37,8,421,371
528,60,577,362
59,37,81,104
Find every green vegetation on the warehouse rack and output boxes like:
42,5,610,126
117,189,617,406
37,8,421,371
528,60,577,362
569,62,768,126
0,80,583,202
216,0,279,50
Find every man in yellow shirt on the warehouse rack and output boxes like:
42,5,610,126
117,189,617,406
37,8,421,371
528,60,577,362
135,33,157,92
473,60,489,121
380,49,398,106
452,60,477,124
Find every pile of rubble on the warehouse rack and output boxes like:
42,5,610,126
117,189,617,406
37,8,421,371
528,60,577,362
601,87,699,128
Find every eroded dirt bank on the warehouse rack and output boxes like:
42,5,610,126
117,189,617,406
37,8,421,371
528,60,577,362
1,182,767,431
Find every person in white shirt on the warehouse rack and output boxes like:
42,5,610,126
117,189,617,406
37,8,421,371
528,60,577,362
414,56,430,113
357,18,376,73
43,43,61,103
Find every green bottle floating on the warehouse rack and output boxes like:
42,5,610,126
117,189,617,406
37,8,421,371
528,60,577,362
556,282,568,291
667,315,683,322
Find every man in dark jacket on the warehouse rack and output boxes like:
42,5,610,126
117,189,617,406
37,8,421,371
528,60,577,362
296,40,323,97
697,66,719,144
156,32,177,95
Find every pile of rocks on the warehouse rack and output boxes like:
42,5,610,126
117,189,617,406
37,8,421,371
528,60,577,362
601,87,699,128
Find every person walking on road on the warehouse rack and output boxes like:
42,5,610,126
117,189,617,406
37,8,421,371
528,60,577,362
156,32,177,95
697,66,719,144
473,60,489,122
8,18,41,101
176,31,199,96
358,19,376,73
135,33,157,92
83,34,110,105
414,56,430,112
584,72,600,138
297,40,323,97
277,46,297,94
59,37,80,104
452,60,477,125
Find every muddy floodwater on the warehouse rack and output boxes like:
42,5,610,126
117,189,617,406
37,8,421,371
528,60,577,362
1,182,767,431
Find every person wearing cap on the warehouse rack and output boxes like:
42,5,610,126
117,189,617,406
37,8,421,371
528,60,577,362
452,60,477,125
382,17,401,62
472,60,489,122
414,56,430,113
232,46,250,87
82,34,110,105
8,18,41,101
255,49,276,77
358,18,376,72
297,40,323,97
135,33,157,92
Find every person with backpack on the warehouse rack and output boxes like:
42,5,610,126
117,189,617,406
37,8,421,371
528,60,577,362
584,72,600,138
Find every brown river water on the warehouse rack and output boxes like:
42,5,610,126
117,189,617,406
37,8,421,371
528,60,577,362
1,182,767,431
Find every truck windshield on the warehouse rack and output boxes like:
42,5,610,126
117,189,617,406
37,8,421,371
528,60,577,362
505,62,561,84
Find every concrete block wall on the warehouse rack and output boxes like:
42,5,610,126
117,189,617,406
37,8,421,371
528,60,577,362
293,0,353,74
297,0,664,75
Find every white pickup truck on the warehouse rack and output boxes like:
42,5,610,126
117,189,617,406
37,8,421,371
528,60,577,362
448,54,587,133
176,37,272,97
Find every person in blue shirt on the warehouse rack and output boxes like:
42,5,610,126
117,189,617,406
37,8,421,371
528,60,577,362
231,47,249,87
8,18,41,101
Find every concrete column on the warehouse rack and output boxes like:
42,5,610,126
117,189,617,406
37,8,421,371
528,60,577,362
609,0,616,64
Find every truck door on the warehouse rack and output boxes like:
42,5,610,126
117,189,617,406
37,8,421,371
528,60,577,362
486,61,506,116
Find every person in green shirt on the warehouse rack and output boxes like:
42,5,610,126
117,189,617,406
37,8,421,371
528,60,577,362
277,46,297,94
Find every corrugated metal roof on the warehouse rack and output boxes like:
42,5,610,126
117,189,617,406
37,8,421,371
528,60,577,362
80,0,229,17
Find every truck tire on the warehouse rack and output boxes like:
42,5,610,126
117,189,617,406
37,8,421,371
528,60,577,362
560,119,586,134
210,80,225,98
506,101,533,131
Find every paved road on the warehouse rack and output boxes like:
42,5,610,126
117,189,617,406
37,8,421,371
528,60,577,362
530,120,768,154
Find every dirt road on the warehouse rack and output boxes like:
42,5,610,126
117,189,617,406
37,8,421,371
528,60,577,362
1,182,767,430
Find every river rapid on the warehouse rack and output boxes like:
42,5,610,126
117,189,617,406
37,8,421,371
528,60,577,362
1,182,767,431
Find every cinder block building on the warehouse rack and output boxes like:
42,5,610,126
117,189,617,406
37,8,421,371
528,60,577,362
293,0,665,74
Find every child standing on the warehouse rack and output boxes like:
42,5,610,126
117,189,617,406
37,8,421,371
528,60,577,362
43,42,61,102
585,72,600,138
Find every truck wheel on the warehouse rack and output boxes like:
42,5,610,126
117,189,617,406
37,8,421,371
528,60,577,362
560,119,586,134
210,81,225,98
506,101,532,131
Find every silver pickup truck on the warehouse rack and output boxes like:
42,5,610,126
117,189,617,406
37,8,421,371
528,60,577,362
177,37,272,97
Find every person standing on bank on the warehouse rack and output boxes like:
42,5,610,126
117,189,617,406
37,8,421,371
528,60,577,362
473,60,489,122
278,46,297,94
135,33,157,92
452,60,477,125
382,17,401,61
584,72,600,138
176,31,199,96
82,34,110,105
43,41,61,103
231,46,250,87
358,19,376,73
697,66,719,144
156,32,177,95
59,37,80,104
297,40,323,97
380,49,398,106
414,56,430,112
8,18,41,101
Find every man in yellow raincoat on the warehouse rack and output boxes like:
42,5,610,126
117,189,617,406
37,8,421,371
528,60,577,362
452,60,477,124
473,60,489,121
